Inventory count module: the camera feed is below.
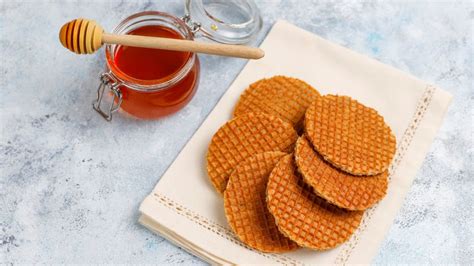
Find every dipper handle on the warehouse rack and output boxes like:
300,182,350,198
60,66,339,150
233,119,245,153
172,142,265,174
59,19,264,59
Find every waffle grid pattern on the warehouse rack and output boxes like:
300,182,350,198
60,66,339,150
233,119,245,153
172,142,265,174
295,136,388,210
151,193,300,264
234,76,320,127
267,155,363,250
207,112,298,194
305,95,396,176
224,152,299,253
334,86,436,264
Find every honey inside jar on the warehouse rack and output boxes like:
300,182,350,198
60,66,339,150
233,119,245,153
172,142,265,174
107,24,200,119
115,26,189,80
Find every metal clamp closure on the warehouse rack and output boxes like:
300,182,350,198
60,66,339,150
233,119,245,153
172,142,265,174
182,14,201,34
93,72,123,121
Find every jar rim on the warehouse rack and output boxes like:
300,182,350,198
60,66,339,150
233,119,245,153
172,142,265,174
105,11,196,92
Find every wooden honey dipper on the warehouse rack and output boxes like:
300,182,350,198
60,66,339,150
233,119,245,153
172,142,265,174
59,18,264,59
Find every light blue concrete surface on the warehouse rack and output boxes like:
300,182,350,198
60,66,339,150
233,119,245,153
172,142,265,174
1,0,472,264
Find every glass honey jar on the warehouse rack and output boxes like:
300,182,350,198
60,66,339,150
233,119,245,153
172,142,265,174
93,0,262,121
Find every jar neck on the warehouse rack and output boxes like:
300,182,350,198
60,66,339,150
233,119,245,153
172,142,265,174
105,11,196,92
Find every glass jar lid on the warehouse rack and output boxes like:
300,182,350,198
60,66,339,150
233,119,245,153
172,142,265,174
184,0,262,45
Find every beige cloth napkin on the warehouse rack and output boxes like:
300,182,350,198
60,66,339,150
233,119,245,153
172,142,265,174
139,20,452,265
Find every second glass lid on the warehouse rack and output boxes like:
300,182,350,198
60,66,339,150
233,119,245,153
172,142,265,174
184,0,263,45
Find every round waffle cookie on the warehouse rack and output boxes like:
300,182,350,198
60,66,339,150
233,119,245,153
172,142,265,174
224,152,299,253
305,95,396,176
207,112,298,194
295,136,388,210
233,76,320,128
267,154,363,250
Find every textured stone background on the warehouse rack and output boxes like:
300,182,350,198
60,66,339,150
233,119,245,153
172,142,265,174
1,0,472,264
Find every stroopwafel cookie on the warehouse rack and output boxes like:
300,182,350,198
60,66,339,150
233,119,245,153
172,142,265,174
233,76,320,128
295,136,388,210
266,154,363,250
207,112,298,194
305,95,396,176
224,152,299,253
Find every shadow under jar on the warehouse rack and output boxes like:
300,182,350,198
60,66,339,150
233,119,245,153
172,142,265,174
94,0,262,121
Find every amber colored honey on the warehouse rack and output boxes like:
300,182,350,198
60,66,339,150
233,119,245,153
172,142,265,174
112,25,200,119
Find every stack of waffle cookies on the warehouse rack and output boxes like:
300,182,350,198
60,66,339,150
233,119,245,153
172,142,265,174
206,76,396,253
